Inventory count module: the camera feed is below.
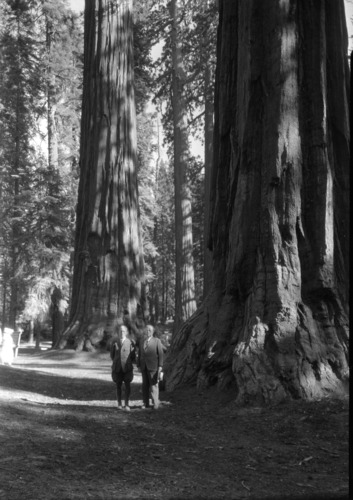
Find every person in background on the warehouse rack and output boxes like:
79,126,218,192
110,324,136,411
0,327,14,366
138,324,164,410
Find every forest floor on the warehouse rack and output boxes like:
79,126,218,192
0,344,349,500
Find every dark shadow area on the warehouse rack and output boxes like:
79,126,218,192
13,362,109,372
0,359,143,405
0,364,114,401
0,356,348,500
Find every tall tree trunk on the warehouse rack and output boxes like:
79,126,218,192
29,319,34,345
165,0,349,404
170,0,197,333
202,0,215,299
9,74,21,330
9,13,23,328
46,18,65,345
51,287,65,347
1,275,8,331
59,0,144,350
151,221,159,324
47,27,58,175
203,61,214,298
161,254,166,322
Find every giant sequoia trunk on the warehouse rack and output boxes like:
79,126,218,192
165,0,349,403
59,0,144,350
201,0,216,299
203,59,214,298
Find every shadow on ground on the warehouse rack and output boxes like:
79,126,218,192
0,348,349,500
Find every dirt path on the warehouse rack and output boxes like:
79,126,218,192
0,346,349,500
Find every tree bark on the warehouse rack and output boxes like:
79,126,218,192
51,287,65,347
46,15,58,177
203,60,214,298
29,319,34,345
59,0,144,350
170,0,197,333
202,0,215,299
9,53,21,330
165,0,349,403
46,17,65,345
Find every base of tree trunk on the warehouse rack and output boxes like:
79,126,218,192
56,321,107,352
56,314,143,352
164,287,349,404
56,320,107,351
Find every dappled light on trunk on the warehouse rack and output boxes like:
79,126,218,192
164,0,349,404
58,0,144,351
171,0,197,332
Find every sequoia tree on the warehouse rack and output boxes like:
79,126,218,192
165,0,350,403
0,0,43,329
59,0,144,350
170,0,197,332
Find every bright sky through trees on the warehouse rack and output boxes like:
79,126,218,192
68,0,353,48
345,0,353,50
67,0,353,157
69,0,84,13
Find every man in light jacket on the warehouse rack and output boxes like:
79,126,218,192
138,324,164,409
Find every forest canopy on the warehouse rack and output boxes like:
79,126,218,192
0,0,215,330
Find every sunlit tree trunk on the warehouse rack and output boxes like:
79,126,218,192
150,219,160,323
9,49,21,330
170,0,197,333
59,0,144,350
1,273,8,331
29,319,34,344
46,17,65,345
46,16,58,174
165,0,349,403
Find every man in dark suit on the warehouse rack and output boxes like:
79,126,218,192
110,325,136,411
138,324,164,409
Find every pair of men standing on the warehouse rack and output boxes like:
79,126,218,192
110,324,164,411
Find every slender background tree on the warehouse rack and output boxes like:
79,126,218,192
0,0,82,340
170,0,197,332
0,0,44,330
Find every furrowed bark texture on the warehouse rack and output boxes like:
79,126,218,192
165,0,349,403
59,0,144,350
170,0,197,332
203,60,214,298
46,20,65,343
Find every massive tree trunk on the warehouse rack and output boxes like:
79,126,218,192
203,59,214,298
9,18,22,330
170,0,197,332
201,0,215,299
59,0,144,350
165,0,349,403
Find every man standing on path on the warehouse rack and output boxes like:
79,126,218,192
138,324,164,409
110,325,136,411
